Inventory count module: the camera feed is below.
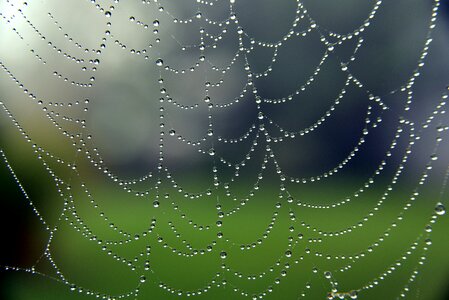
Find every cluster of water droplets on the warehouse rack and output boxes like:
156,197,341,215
0,0,448,299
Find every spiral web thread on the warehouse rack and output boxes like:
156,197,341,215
0,0,448,299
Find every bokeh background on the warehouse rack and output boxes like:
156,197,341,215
1,0,449,299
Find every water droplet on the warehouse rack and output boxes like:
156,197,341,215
324,271,332,279
153,20,160,26
140,275,146,283
169,129,175,136
105,11,112,17
153,200,160,208
220,251,227,259
207,129,214,136
435,203,445,215
349,290,358,299
156,58,164,66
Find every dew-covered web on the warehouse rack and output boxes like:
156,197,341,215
0,0,449,299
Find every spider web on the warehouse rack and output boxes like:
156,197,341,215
1,0,449,299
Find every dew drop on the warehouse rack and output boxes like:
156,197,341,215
156,58,164,67
435,203,446,215
220,251,227,259
349,290,358,299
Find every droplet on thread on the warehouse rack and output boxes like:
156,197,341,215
435,203,446,215
349,290,358,299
